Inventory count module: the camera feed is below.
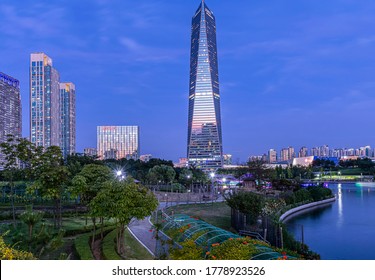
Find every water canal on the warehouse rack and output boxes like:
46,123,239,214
285,182,375,259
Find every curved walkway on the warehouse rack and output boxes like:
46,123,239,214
127,217,156,257
128,199,225,257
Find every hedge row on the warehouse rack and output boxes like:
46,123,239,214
74,226,116,260
102,229,122,260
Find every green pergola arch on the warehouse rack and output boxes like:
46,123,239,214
160,213,297,260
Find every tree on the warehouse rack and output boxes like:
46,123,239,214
247,159,272,183
225,191,265,225
90,177,158,256
28,146,69,228
70,164,113,240
0,135,20,224
147,165,176,185
19,205,43,241
0,135,35,225
71,164,112,204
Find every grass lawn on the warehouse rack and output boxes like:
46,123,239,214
167,202,232,231
102,228,154,260
123,228,154,260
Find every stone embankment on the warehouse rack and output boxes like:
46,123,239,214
279,197,336,223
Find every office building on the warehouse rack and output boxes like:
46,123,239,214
0,72,22,167
30,53,60,148
97,126,139,160
60,82,76,157
187,1,223,170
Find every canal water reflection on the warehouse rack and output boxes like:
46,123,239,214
285,182,375,260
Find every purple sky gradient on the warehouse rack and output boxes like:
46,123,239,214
1,0,375,163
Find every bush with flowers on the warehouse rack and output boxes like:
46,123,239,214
0,234,36,260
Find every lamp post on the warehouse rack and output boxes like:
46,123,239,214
221,177,226,198
210,172,215,204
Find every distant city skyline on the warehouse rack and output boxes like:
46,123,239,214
252,144,375,164
2,0,375,162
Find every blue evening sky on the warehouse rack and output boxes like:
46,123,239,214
1,0,375,163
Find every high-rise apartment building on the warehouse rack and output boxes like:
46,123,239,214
97,126,139,160
0,72,22,167
30,53,60,148
298,146,308,158
30,53,75,157
60,82,76,157
267,149,277,163
187,1,223,170
280,146,295,161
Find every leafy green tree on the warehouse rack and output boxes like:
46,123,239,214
147,165,176,185
71,164,113,239
90,177,158,255
247,159,272,183
0,135,20,224
28,146,69,228
0,135,35,224
225,191,265,225
71,164,112,204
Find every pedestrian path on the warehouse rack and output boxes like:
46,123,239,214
127,199,225,257
128,217,156,257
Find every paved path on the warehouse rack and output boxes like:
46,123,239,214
128,217,156,257
127,198,225,257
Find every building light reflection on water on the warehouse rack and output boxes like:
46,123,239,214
337,184,343,227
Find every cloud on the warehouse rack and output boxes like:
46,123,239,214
0,4,66,37
118,36,185,63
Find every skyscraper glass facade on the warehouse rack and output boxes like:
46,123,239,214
97,126,140,160
60,82,76,157
30,53,60,148
187,1,223,170
0,72,22,168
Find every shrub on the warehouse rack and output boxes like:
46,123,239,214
208,237,259,260
294,189,312,203
280,191,295,205
169,239,203,260
307,187,332,201
0,234,36,260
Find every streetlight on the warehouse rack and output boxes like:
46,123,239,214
115,170,125,181
222,177,226,195
210,172,215,204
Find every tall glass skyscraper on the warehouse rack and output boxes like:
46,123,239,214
0,72,22,168
97,126,140,160
30,53,75,157
187,0,223,170
60,82,76,157
30,53,60,148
